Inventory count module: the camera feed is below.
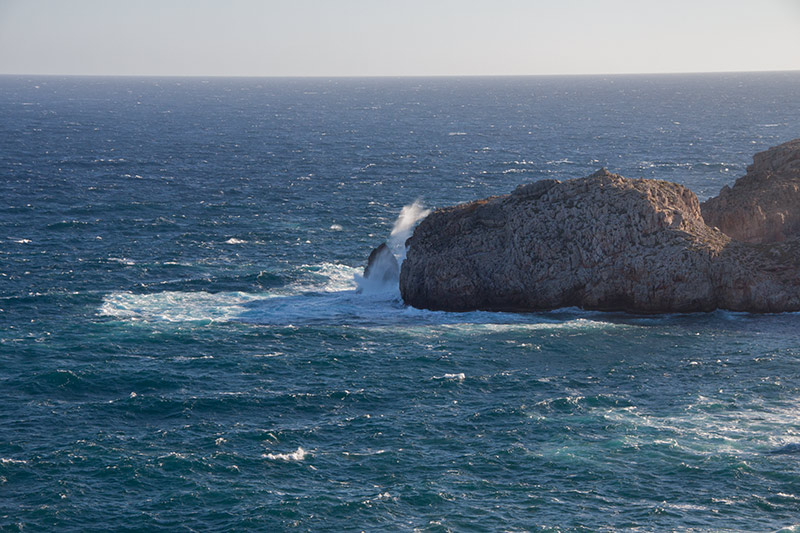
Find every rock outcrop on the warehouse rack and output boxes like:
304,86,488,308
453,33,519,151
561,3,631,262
701,139,800,244
399,165,800,314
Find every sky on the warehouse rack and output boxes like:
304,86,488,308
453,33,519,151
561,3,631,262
1,0,799,77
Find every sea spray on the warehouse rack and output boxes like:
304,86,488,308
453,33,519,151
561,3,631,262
357,200,430,293
388,200,431,262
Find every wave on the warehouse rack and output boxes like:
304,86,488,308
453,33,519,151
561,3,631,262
99,290,263,323
766,443,800,455
98,277,632,331
263,447,307,462
434,373,465,382
91,261,800,330
0,457,28,465
108,257,136,265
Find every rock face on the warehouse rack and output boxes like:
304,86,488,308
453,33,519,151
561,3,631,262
701,139,800,244
399,167,800,314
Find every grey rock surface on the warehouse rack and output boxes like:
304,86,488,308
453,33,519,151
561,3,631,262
702,139,800,244
399,167,800,313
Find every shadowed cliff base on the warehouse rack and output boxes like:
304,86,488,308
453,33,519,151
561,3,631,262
397,140,800,314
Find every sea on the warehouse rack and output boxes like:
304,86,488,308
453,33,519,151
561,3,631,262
2,72,800,532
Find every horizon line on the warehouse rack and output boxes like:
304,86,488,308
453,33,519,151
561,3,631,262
1,68,799,80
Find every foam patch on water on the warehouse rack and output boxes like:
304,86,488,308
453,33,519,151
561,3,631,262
454,319,625,332
98,270,653,328
99,263,369,324
435,373,465,381
98,256,636,330
371,318,627,337
290,263,359,293
108,257,136,265
99,291,262,322
99,287,403,326
263,447,307,462
596,395,800,458
0,457,27,465
100,285,629,329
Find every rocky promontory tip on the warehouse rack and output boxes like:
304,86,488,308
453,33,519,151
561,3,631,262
397,141,800,314
701,139,800,244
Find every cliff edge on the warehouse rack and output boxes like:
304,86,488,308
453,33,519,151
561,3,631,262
701,139,800,244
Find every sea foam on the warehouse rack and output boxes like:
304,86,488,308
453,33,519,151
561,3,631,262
263,447,307,462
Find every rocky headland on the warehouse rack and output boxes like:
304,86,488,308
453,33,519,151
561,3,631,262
392,139,800,314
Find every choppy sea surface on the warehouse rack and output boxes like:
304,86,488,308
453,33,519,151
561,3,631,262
2,73,800,531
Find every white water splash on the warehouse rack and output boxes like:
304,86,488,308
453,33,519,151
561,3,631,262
99,290,262,322
388,200,430,262
263,447,307,462
356,200,430,294
435,373,466,382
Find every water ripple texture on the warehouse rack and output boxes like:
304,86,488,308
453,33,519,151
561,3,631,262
2,73,800,531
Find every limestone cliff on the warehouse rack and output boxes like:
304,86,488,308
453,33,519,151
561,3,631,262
701,139,800,244
399,167,800,314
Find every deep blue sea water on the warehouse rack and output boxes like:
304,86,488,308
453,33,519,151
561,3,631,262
2,72,800,531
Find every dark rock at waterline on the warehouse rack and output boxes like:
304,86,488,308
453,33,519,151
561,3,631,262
398,162,800,314
363,242,399,283
702,139,800,244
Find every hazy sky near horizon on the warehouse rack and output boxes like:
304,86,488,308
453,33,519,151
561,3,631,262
1,0,799,77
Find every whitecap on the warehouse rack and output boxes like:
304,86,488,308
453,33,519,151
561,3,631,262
99,290,261,322
107,257,135,265
435,373,465,382
502,168,533,174
0,458,27,465
294,262,360,293
774,525,800,533
342,449,386,457
224,238,247,244
661,501,708,512
264,447,307,462
388,318,625,337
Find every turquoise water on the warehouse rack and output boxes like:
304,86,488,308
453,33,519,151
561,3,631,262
2,73,800,531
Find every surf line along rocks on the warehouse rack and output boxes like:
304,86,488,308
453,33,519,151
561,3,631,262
396,141,800,313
